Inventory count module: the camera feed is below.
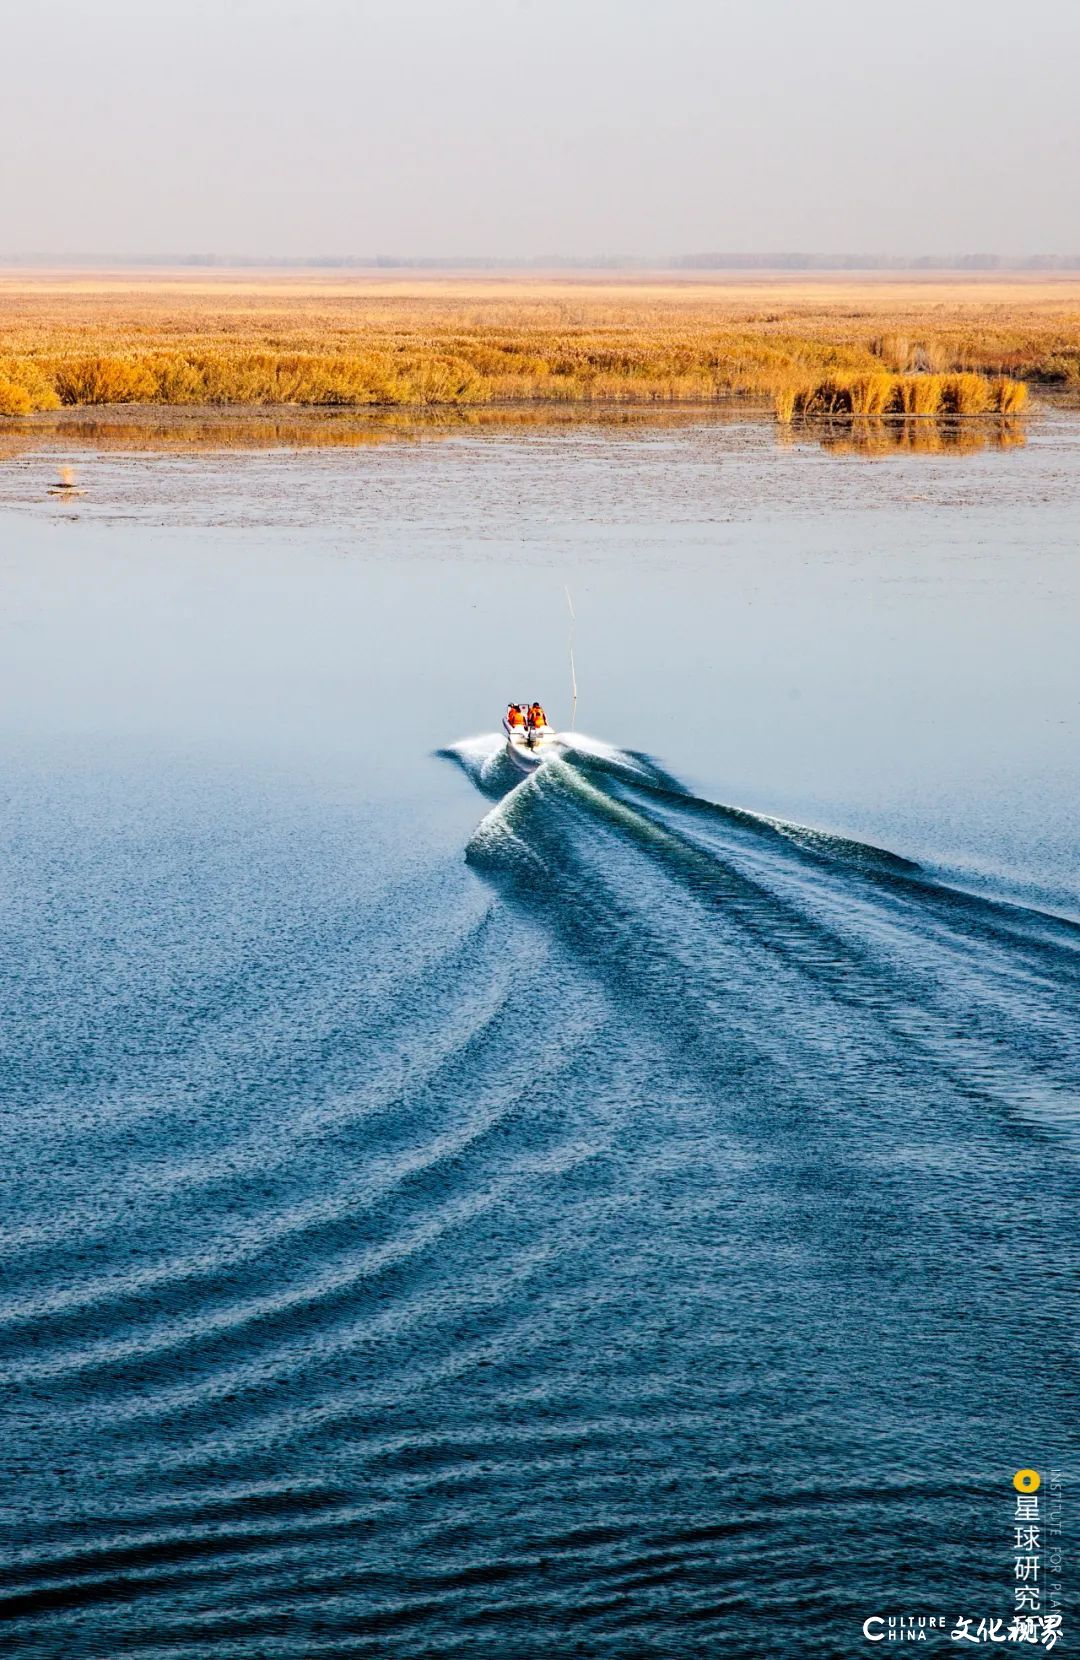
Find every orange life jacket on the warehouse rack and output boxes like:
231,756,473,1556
529,705,547,727
507,706,525,728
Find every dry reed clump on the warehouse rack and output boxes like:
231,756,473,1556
787,373,904,417
870,335,913,371
988,376,1029,414
51,356,159,405
29,350,492,410
939,372,991,415
847,373,894,415
1032,355,1080,386
0,358,60,415
773,385,798,423
871,336,954,374
897,375,944,416
0,378,33,417
777,369,1029,421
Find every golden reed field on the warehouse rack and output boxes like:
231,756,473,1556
2,269,1079,420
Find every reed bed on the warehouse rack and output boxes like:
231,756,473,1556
0,271,1074,415
778,371,1029,420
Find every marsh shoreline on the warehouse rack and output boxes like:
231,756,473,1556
0,394,1057,440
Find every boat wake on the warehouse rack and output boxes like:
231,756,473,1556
0,742,1075,1659
444,733,1080,1143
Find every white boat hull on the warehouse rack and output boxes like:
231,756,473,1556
503,718,558,772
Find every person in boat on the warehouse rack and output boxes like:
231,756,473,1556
526,701,548,730
506,703,526,730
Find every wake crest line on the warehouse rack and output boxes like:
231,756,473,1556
441,733,1080,1144
439,732,1080,948
440,734,920,878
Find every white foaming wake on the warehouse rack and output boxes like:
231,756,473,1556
442,731,662,806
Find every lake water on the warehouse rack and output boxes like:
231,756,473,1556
0,414,1077,1656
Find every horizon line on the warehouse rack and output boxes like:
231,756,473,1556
4,252,1080,273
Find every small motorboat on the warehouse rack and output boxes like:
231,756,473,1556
503,705,558,772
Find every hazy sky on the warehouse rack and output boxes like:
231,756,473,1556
3,0,1078,258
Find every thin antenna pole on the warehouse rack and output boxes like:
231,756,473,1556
565,586,578,731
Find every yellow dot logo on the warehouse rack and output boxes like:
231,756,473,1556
1014,1469,1041,1493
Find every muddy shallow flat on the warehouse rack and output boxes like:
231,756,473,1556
0,402,1062,526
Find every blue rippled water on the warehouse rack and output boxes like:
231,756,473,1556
1,423,1078,1655
1,730,1076,1658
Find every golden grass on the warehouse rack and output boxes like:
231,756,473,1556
773,385,797,423
898,375,945,416
774,370,1031,421
0,377,33,416
0,269,1072,415
989,376,1029,415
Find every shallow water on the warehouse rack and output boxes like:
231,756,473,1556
0,417,1077,1656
